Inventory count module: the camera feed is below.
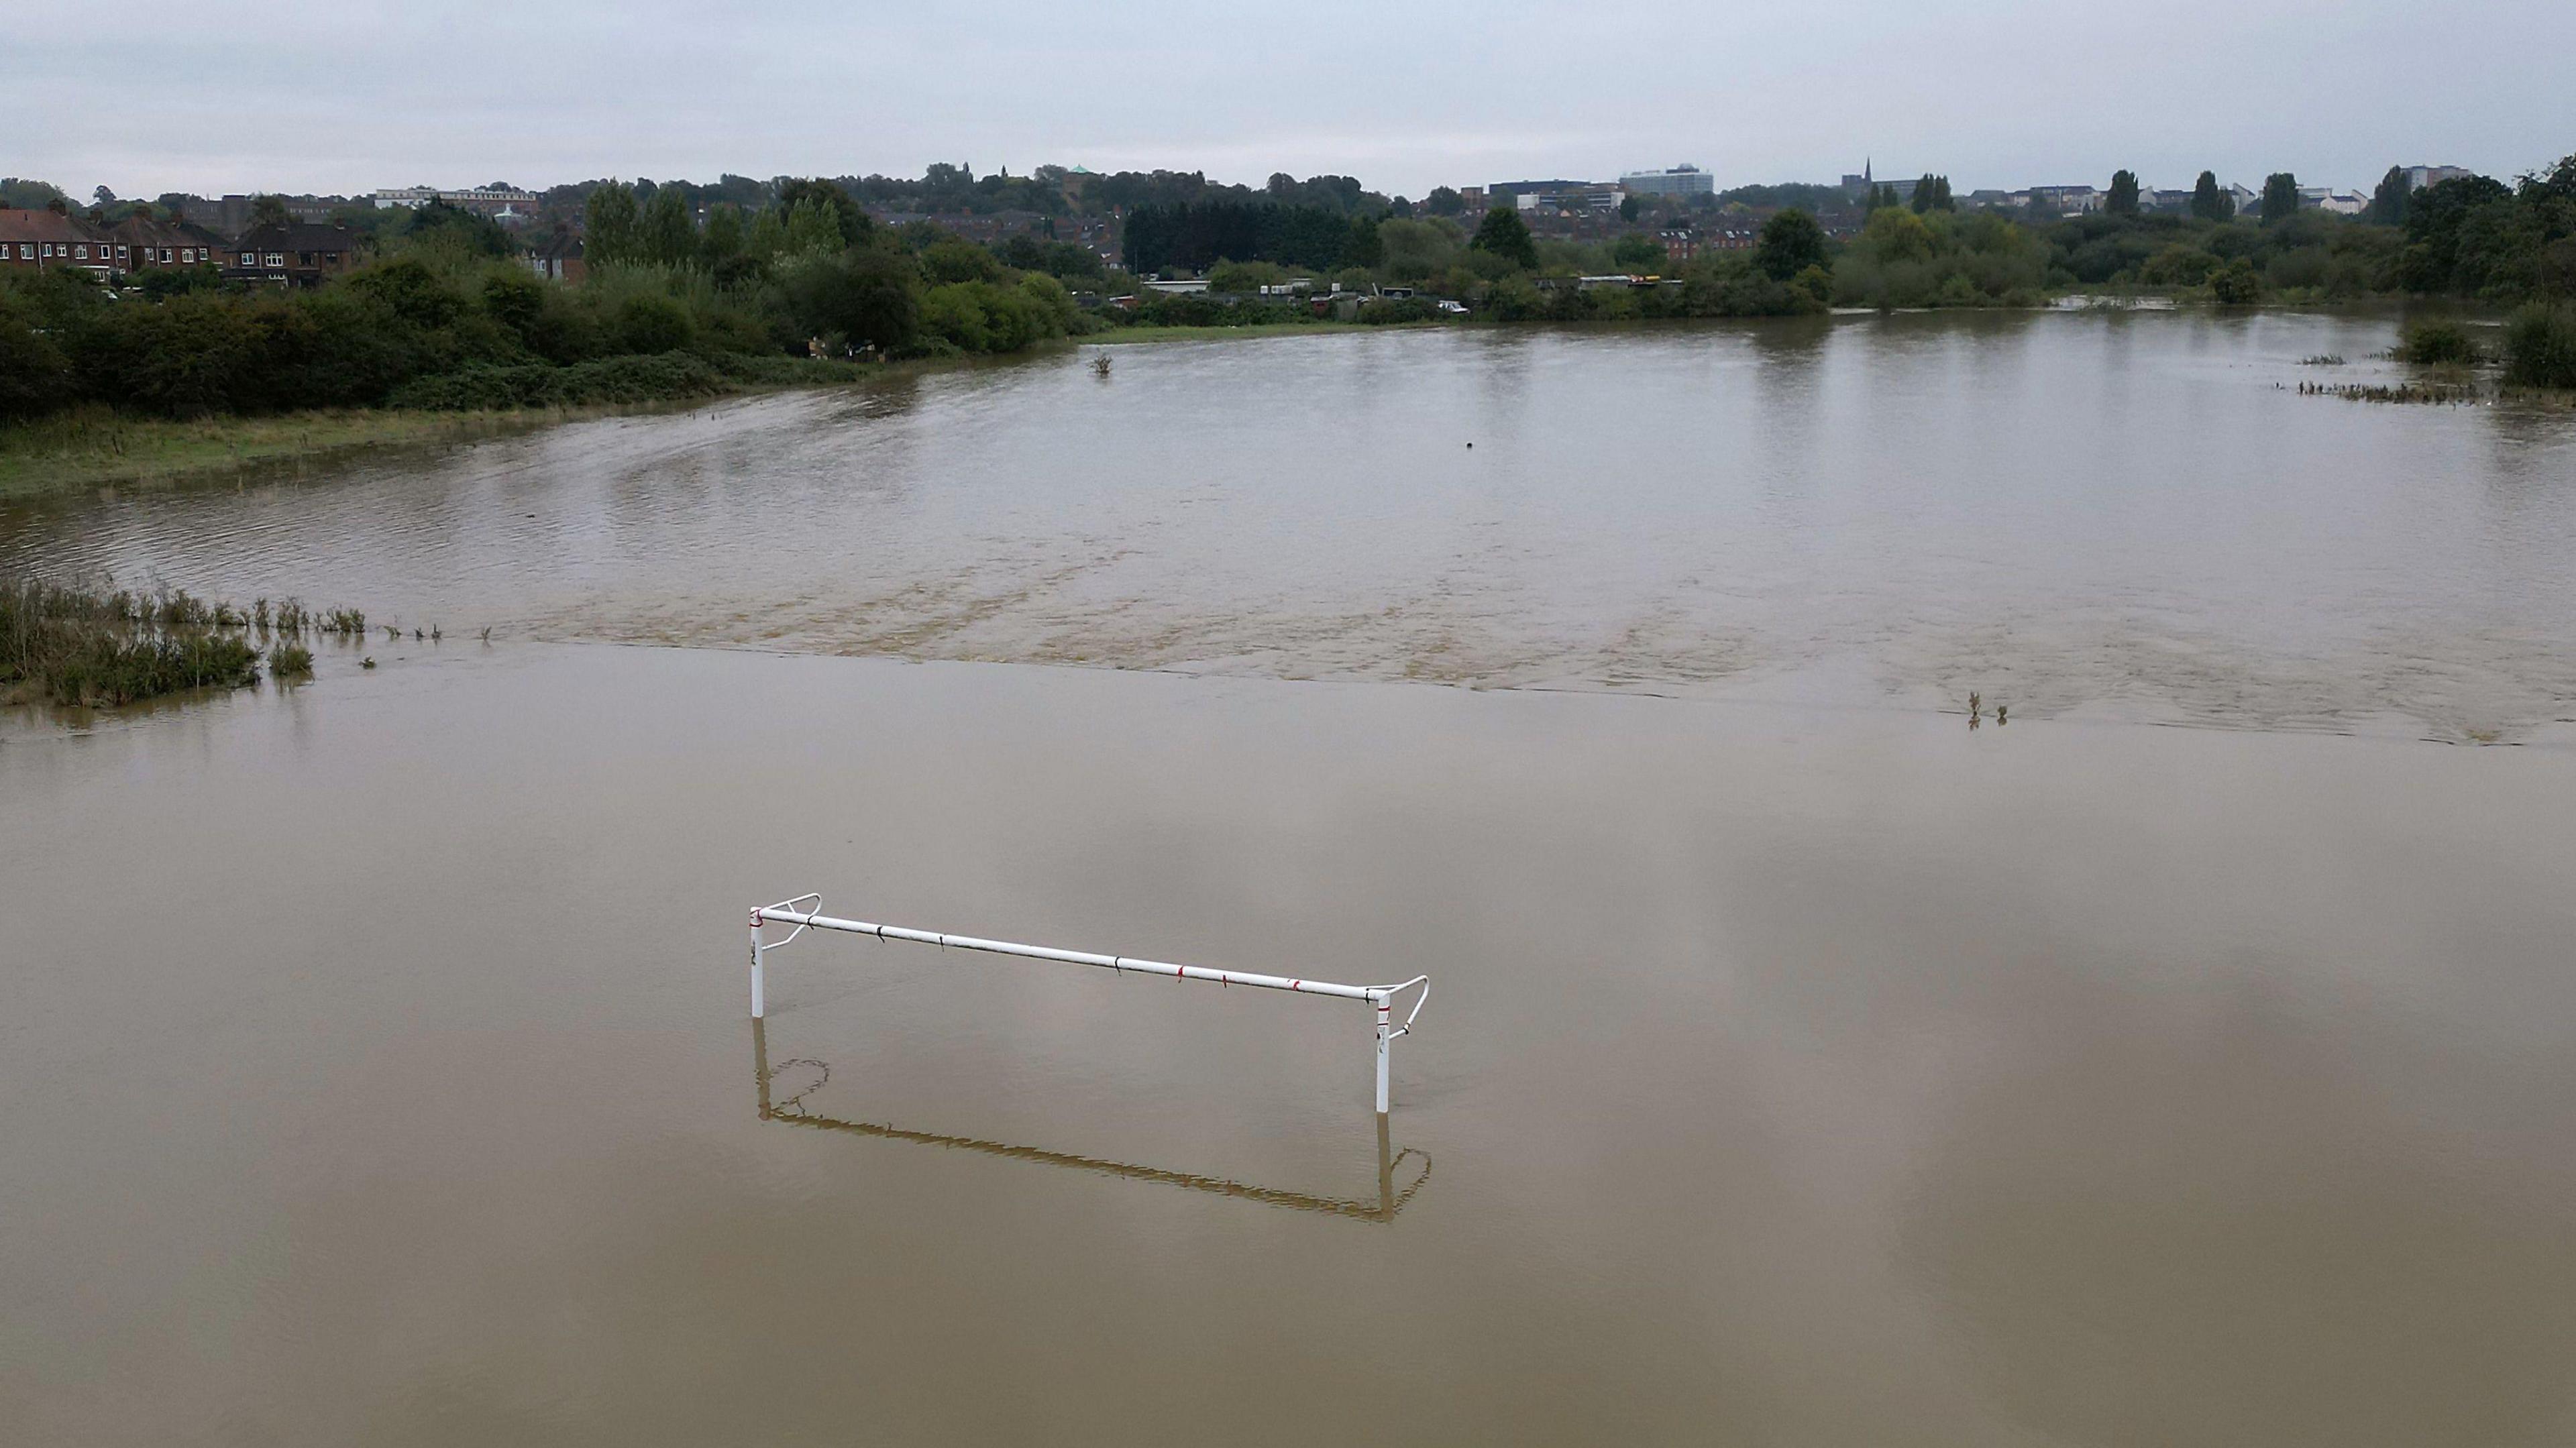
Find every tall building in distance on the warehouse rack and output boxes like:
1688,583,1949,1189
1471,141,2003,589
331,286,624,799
1619,164,1713,198
2401,164,2473,190
373,185,541,220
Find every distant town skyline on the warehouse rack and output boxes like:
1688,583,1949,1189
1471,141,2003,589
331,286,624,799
7,0,2567,201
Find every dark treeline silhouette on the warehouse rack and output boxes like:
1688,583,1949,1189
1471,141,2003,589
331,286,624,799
1122,201,1372,274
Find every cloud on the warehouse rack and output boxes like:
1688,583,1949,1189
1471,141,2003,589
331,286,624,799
6,0,2568,197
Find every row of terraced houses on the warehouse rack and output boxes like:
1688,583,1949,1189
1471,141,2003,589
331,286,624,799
0,206,360,287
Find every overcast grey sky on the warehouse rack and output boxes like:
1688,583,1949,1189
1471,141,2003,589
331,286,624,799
9,0,2571,200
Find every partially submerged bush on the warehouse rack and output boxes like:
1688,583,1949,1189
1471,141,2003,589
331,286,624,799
2208,258,2262,304
2398,321,2478,365
2503,304,2576,388
2,573,339,708
49,632,259,704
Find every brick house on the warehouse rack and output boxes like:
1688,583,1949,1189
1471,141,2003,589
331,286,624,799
524,230,585,284
222,222,360,287
0,207,116,276
106,214,227,271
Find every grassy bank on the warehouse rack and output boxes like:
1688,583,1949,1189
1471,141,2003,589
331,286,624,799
0,406,592,498
0,357,870,498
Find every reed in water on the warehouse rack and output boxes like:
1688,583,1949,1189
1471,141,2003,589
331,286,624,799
0,572,364,708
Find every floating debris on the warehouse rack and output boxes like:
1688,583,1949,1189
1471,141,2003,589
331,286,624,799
2298,379,2482,404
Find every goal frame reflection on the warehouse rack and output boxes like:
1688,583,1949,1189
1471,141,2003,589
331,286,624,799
751,1017,1430,1223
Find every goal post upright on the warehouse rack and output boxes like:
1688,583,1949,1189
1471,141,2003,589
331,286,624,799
745,895,1430,1115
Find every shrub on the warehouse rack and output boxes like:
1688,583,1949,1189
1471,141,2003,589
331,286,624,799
2267,245,2331,291
2503,303,2576,388
1,574,264,706
0,305,74,419
481,267,548,344
386,363,561,410
770,247,920,354
554,351,729,405
614,294,695,354
918,239,1007,286
40,631,260,706
386,351,743,410
2209,258,2262,304
2398,321,2478,365
1362,296,1441,324
345,258,469,329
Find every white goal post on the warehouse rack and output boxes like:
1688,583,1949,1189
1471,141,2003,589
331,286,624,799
747,895,1432,1114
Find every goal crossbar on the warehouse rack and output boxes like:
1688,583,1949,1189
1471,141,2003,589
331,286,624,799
748,895,1431,1113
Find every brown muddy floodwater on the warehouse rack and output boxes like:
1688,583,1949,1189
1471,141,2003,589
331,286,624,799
5,311,2575,737
5,315,2576,1446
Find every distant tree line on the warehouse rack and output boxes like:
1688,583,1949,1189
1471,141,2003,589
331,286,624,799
9,150,2575,429
0,177,1101,426
1122,200,1379,274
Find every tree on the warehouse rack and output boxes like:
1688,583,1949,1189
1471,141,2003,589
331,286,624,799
2365,166,2412,227
1618,194,1641,223
1342,215,1384,270
1424,186,1464,217
701,204,745,269
479,268,547,344
0,178,70,210
2106,170,2141,217
1755,209,1829,280
743,207,788,261
2261,172,2300,225
769,247,916,352
249,194,292,229
614,293,694,353
774,178,873,248
2524,151,2576,205
2398,173,2514,293
1467,207,1538,270
2210,256,2261,303
1611,233,1666,270
640,186,696,266
1377,218,1457,281
2190,171,2234,223
782,197,843,256
402,199,509,258
0,302,75,420
586,182,640,266
1911,175,1953,213
917,237,1004,285
1206,259,1287,294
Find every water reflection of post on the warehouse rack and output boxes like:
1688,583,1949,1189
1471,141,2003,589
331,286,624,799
749,1018,1428,1222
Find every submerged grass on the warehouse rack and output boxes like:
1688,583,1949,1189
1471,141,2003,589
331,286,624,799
0,405,585,499
1,572,368,708
35,630,262,706
0,355,874,499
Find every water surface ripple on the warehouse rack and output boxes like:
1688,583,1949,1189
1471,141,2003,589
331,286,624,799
7,311,2572,738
